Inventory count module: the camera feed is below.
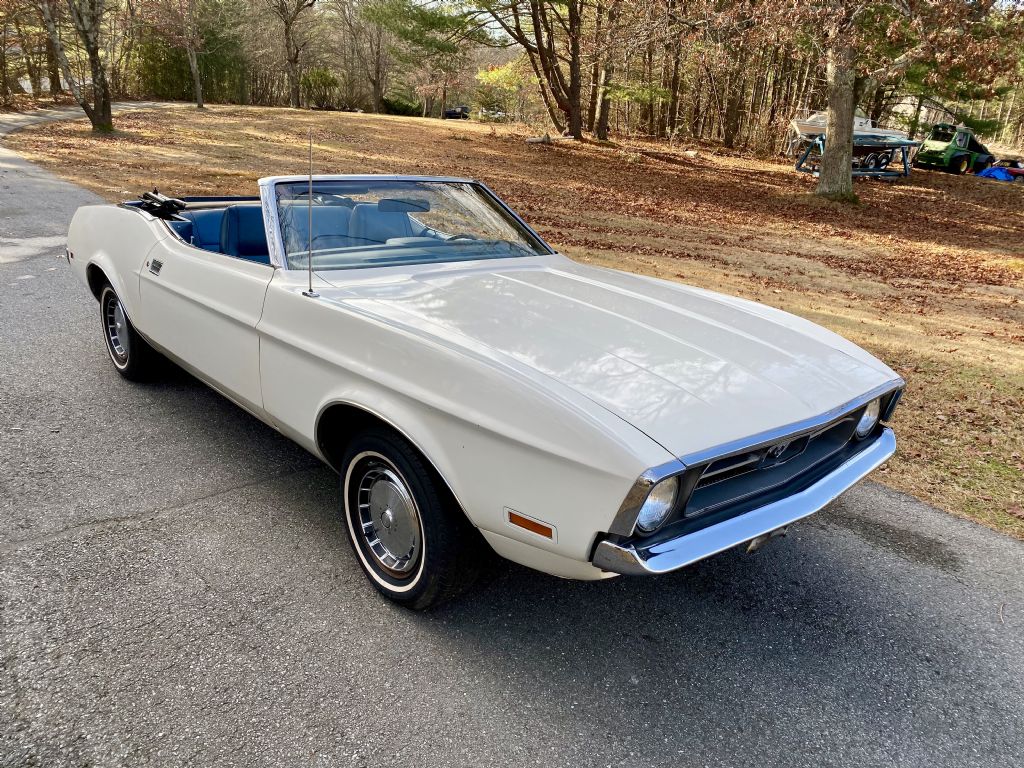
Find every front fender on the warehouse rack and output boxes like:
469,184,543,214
257,275,673,565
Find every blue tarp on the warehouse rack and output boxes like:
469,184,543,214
977,167,1016,182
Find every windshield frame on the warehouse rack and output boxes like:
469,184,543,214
258,174,555,270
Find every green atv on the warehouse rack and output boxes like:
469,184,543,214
914,123,995,175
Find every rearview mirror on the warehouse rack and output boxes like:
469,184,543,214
379,198,431,213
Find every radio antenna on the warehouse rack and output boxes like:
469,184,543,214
302,127,318,298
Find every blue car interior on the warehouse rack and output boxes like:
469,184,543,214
168,205,270,265
220,205,271,263
165,200,421,266
349,203,416,243
174,209,225,251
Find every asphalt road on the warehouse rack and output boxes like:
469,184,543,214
1,109,1023,768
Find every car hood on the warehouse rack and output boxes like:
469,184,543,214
319,255,900,460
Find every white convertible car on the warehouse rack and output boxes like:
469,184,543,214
67,175,903,609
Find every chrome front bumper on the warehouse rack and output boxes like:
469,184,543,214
592,428,896,576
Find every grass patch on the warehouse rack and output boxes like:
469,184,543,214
6,104,1023,538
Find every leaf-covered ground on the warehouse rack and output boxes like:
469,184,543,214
8,104,1023,536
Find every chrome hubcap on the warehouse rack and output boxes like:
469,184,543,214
105,295,130,360
356,463,421,576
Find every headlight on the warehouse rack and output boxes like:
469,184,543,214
636,476,679,533
855,398,881,439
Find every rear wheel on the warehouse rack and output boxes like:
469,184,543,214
339,427,485,609
99,285,161,381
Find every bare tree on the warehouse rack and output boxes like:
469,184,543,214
481,0,586,138
331,0,394,112
145,0,234,108
37,0,115,131
0,0,14,106
263,0,316,108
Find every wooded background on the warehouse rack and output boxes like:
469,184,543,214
1,0,1022,191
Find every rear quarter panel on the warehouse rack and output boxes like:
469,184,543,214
67,205,167,321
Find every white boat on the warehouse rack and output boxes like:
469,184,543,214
790,110,909,140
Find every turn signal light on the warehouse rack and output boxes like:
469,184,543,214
507,509,554,540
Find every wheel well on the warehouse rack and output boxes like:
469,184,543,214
86,264,109,300
316,402,471,516
316,403,409,474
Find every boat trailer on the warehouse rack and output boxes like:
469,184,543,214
794,133,919,179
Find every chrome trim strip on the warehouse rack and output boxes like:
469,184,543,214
593,428,896,575
476,181,556,255
677,380,903,467
259,180,287,269
607,458,687,536
698,453,760,482
258,174,478,186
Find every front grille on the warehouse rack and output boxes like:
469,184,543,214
682,411,863,520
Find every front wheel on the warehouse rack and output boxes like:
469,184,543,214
99,285,161,381
340,427,485,609
951,156,970,175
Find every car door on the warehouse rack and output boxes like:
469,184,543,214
139,235,274,414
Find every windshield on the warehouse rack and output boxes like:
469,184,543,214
274,179,550,270
928,126,956,143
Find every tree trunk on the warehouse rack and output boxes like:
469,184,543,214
0,23,8,107
641,41,654,135
44,25,63,95
722,63,747,149
595,60,614,140
815,40,857,201
14,20,43,95
86,46,114,131
566,0,583,139
585,0,602,133
908,94,923,140
370,78,383,112
283,20,301,108
368,30,386,112
186,46,204,109
666,39,681,138
525,49,565,133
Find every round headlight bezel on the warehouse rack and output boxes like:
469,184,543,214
635,475,680,533
855,398,881,439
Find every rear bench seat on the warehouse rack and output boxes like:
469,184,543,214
171,209,226,252
168,205,270,265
